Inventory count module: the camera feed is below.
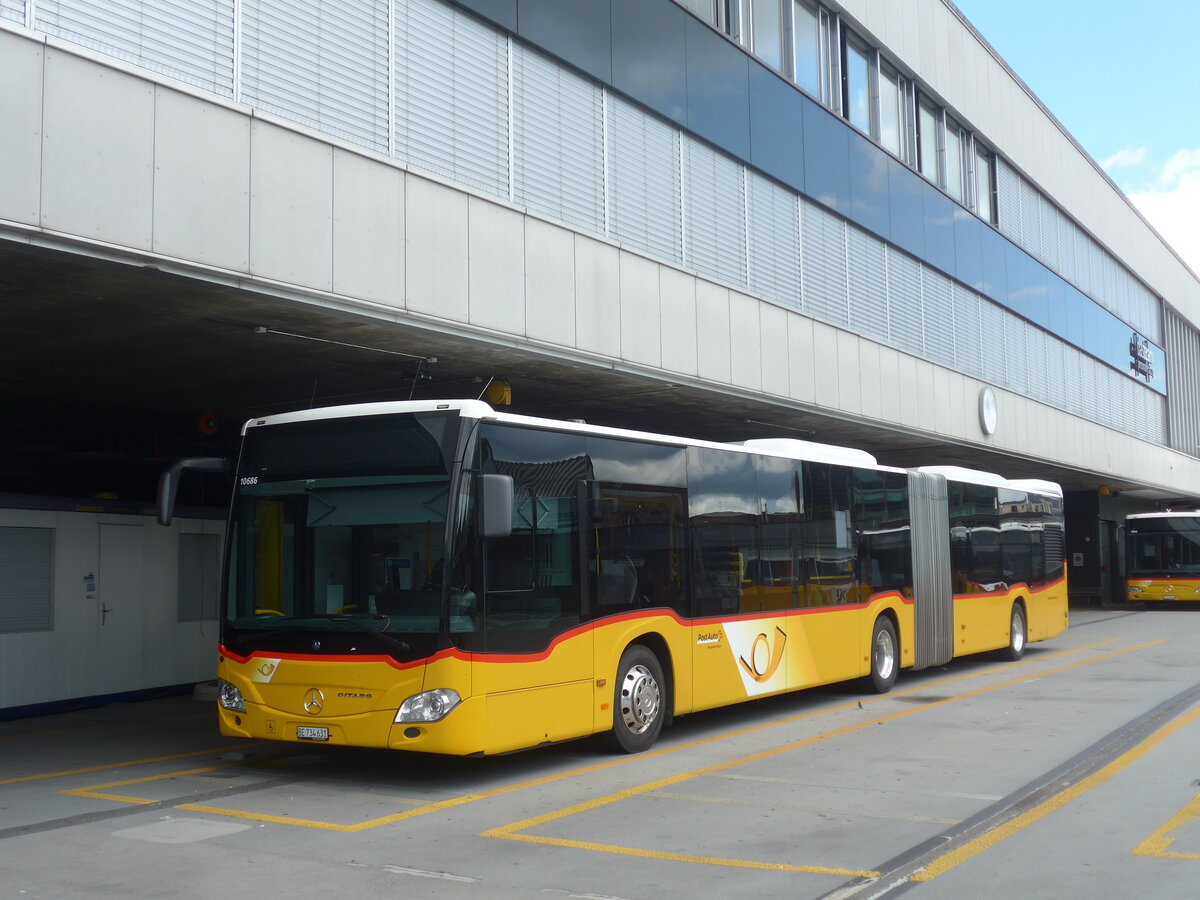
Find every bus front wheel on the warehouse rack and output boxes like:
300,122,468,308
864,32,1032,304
1004,604,1027,661
608,645,665,753
868,617,898,694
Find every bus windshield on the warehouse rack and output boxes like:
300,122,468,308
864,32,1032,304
1128,517,1200,577
222,412,465,661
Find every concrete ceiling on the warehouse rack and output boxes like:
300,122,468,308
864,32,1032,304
0,239,1183,506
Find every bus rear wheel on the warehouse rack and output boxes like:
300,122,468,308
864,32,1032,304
867,617,898,694
608,645,665,753
1004,604,1027,661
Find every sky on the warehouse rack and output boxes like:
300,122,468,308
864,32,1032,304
951,0,1200,274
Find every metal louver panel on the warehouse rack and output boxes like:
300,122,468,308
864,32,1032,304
395,0,509,196
846,227,887,341
684,140,746,285
746,171,800,307
241,0,388,150
886,248,922,356
0,527,54,634
1037,194,1059,272
607,97,682,263
800,199,847,326
1166,308,1200,455
1018,178,1040,255
979,300,1007,386
907,470,952,670
994,160,1021,239
1004,316,1029,396
512,45,604,233
951,283,982,377
35,0,235,96
921,267,955,367
2,0,25,24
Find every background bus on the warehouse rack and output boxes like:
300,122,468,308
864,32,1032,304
160,400,1067,756
1126,511,1200,604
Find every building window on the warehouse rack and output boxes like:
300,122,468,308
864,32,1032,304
791,0,837,108
679,0,719,25
842,30,873,134
877,59,906,159
0,526,54,633
975,144,997,224
917,94,941,187
945,116,966,203
738,0,785,71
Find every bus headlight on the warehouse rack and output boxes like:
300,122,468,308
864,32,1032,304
217,679,246,713
396,688,461,723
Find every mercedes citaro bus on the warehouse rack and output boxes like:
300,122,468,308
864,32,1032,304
158,399,1067,755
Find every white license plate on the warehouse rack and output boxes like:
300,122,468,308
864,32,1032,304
297,726,329,741
1163,595,1176,601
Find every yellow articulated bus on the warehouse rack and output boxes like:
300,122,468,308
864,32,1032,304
158,400,1067,756
1126,511,1200,604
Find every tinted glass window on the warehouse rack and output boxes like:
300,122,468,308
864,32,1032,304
593,485,687,617
854,469,911,594
688,447,760,614
878,62,902,157
752,455,801,610
917,98,939,184
802,463,855,605
792,0,820,97
843,34,871,133
588,436,687,487
477,424,588,653
948,482,1001,592
751,0,784,70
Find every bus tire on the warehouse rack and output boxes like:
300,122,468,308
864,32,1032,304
1004,604,1027,661
867,616,898,694
608,645,665,753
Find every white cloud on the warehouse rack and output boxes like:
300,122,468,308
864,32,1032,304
1159,148,1200,187
1130,165,1200,274
1101,146,1148,171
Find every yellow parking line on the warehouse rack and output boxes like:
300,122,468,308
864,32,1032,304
913,695,1200,880
0,743,267,786
59,761,249,804
481,641,1164,876
172,639,1118,831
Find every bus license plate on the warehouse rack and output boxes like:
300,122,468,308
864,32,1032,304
297,726,329,741
1163,595,1175,601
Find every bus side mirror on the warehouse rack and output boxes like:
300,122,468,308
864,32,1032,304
157,457,230,525
479,474,514,539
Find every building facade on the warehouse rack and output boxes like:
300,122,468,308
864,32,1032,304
2,0,1199,709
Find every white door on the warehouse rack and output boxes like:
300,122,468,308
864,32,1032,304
98,524,146,694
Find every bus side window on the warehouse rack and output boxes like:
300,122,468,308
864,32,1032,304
592,485,686,618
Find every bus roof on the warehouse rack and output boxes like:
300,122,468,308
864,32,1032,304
241,399,1060,491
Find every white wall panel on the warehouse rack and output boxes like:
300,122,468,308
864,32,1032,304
525,218,577,348
786,314,815,404
405,174,468,320
659,268,698,377
915,360,936,433
0,30,42,226
695,281,732,384
812,321,839,409
153,88,250,271
574,237,621,358
877,345,902,425
249,121,333,290
759,304,789,398
836,331,862,415
728,291,762,391
618,251,662,367
332,149,405,306
857,340,882,421
468,199,526,335
40,50,154,249
896,353,919,427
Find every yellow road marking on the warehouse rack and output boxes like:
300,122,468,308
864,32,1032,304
59,761,250,803
167,639,1119,830
480,641,1164,876
0,743,267,786
1133,790,1200,859
913,694,1200,880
